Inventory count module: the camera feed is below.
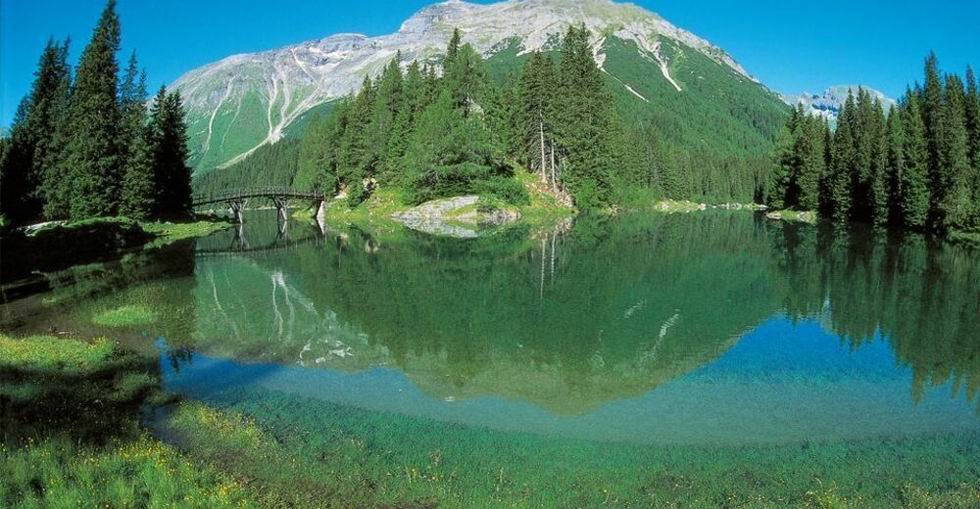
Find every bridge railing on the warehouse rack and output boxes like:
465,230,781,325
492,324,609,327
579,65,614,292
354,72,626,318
192,187,326,207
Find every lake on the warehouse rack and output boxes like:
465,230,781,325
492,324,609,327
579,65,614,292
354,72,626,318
2,210,978,507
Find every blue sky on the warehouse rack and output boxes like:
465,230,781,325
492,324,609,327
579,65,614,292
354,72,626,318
2,0,979,127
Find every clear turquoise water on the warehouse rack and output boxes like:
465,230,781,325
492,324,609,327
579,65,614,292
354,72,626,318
4,210,979,506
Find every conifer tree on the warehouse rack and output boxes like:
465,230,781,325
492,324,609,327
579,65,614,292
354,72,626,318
118,53,155,218
518,52,558,183
936,74,972,230
827,93,857,222
555,24,616,208
149,88,193,218
899,91,930,229
965,66,980,226
60,0,122,219
920,52,944,227
39,40,74,220
0,39,71,222
885,105,905,224
796,113,826,211
869,97,890,225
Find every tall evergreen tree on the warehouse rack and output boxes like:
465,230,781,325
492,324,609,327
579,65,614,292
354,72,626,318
118,52,155,218
149,88,193,218
796,113,826,211
898,91,930,229
936,74,972,230
0,39,72,222
39,40,74,220
920,52,945,228
555,24,616,208
827,93,857,222
59,0,123,219
518,52,558,184
885,105,905,225
964,66,980,226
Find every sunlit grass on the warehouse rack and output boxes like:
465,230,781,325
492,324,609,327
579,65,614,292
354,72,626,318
91,304,159,328
0,335,114,372
0,434,255,508
142,219,232,248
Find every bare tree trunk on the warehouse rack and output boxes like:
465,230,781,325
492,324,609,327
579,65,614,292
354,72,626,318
539,117,547,183
550,143,557,191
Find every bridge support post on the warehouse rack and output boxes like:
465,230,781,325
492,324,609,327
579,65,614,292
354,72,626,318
228,199,247,224
272,196,289,223
313,199,326,228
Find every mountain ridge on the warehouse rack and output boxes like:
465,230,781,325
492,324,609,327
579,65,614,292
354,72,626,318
171,0,766,173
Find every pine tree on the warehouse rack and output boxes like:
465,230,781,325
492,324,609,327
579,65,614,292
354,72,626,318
885,105,905,225
39,40,74,220
518,52,558,183
337,77,375,205
827,93,857,222
0,39,72,222
555,24,616,208
118,52,155,219
936,74,972,230
149,88,193,218
767,106,799,209
60,0,123,219
444,28,462,69
899,91,930,229
965,66,980,227
797,113,826,211
869,97,890,225
920,52,944,228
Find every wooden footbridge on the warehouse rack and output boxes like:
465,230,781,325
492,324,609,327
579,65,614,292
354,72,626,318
192,187,327,223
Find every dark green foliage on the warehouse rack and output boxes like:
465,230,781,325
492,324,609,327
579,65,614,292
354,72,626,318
767,105,825,211
403,91,503,204
935,74,972,230
148,89,194,219
517,52,558,182
772,52,979,235
194,140,301,199
0,1,192,225
826,94,856,221
59,0,123,219
0,39,72,223
898,92,931,229
118,52,155,219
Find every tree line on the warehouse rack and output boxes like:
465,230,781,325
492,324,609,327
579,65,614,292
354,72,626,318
0,0,193,226
769,53,980,235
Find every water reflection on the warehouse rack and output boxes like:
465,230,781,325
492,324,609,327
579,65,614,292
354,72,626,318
168,212,980,418
3,211,978,432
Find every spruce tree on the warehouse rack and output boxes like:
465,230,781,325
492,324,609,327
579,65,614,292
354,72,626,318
767,106,800,209
118,53,155,219
149,88,193,218
518,52,558,183
0,39,71,222
899,91,930,229
39,40,74,220
797,113,826,211
60,0,123,219
936,74,972,230
555,24,616,208
920,52,944,228
827,93,857,222
965,66,980,226
885,105,905,225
